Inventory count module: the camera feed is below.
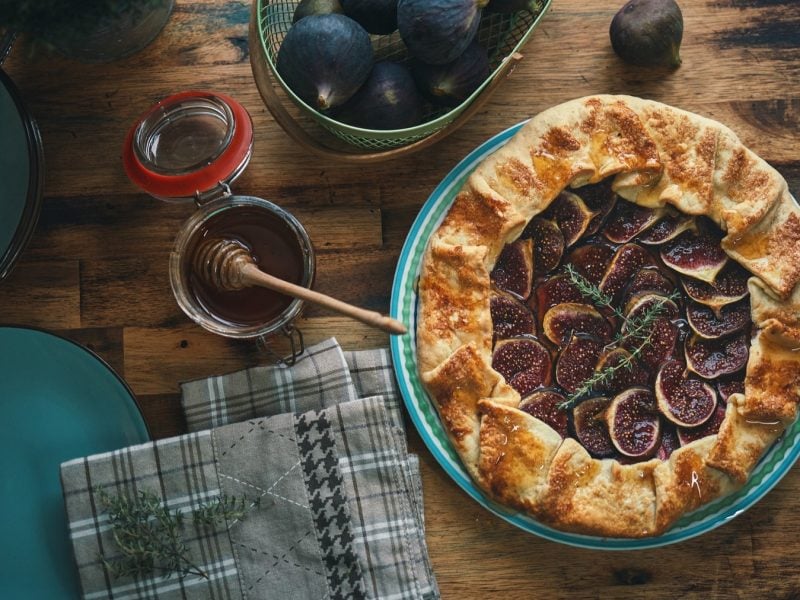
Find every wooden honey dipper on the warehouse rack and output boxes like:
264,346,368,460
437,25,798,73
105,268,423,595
193,238,407,335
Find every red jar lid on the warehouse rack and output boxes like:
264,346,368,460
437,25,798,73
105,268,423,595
122,91,253,201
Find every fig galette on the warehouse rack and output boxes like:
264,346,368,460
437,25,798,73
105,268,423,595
416,95,800,537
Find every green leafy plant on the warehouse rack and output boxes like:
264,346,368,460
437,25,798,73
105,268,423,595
97,488,256,580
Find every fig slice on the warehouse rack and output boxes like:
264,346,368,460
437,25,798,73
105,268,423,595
605,387,662,459
521,218,565,276
572,396,615,458
594,348,648,394
564,243,616,286
682,263,750,315
575,180,617,236
624,292,680,322
656,425,680,460
542,191,596,247
602,200,663,244
534,274,582,324
639,212,695,245
686,300,750,339
492,337,552,395
621,268,675,305
519,389,569,438
542,303,613,346
621,316,679,370
655,360,717,427
491,238,534,300
555,333,604,394
685,332,749,379
660,231,729,283
717,379,744,403
491,291,535,339
599,243,656,299
678,403,726,446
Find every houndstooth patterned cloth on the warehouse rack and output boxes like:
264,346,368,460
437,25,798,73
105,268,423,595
60,338,438,600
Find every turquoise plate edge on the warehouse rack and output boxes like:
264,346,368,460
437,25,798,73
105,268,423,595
0,326,151,596
389,121,800,550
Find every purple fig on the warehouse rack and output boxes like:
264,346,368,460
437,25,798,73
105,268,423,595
521,218,565,276
610,0,683,69
655,360,717,427
685,332,749,379
572,396,616,458
555,333,604,394
543,303,613,346
622,268,675,305
564,243,616,286
606,387,662,459
686,300,750,339
491,238,534,300
661,231,729,283
639,212,695,245
603,200,663,244
491,290,535,339
599,243,656,299
682,263,750,315
542,192,596,247
492,337,552,394
519,389,569,437
678,403,726,446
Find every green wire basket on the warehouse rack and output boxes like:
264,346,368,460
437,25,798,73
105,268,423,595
249,0,552,162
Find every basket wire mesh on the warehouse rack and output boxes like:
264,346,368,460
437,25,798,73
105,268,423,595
256,0,551,152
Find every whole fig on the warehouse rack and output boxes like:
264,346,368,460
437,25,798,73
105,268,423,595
609,0,683,68
398,0,488,65
277,14,373,111
412,41,491,107
292,0,343,23
334,62,423,130
342,0,398,34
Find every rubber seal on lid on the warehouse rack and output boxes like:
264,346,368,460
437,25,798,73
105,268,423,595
122,90,253,200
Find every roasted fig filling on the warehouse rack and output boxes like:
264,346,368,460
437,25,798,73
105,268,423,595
489,179,751,462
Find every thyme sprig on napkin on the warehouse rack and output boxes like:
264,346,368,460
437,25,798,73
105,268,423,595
97,488,256,580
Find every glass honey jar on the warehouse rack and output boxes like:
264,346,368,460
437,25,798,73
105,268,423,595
122,90,313,361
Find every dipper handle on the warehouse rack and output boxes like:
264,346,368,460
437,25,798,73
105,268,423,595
240,263,407,335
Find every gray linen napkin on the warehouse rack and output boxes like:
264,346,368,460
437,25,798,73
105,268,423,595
61,338,438,600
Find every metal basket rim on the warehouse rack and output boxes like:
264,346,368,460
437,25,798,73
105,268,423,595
256,0,553,140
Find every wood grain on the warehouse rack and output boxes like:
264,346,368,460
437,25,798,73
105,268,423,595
2,0,799,597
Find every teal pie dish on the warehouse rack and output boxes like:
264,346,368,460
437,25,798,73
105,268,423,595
390,121,800,549
0,327,150,597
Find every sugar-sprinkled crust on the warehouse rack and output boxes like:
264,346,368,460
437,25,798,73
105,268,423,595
416,95,800,537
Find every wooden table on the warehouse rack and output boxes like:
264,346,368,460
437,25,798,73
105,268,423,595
3,0,799,597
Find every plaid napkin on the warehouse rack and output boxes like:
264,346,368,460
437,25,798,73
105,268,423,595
61,338,438,600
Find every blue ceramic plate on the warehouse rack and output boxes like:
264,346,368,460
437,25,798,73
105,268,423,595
390,121,800,550
0,327,150,597
0,69,44,281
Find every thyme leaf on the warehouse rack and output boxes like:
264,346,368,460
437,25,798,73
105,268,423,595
97,489,257,581
556,287,681,411
563,263,626,320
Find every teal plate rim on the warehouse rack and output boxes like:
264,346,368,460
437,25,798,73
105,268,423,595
0,324,152,440
0,69,44,281
389,120,800,550
0,325,151,596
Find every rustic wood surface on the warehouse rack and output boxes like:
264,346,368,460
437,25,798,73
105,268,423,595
2,0,799,597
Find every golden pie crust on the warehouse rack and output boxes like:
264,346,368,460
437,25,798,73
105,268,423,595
416,95,800,538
